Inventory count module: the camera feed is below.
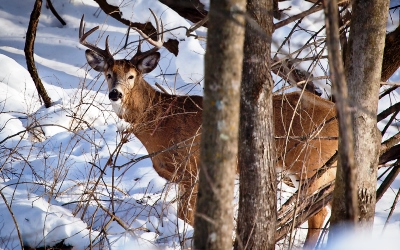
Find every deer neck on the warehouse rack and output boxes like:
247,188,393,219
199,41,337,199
122,78,169,147
121,78,156,122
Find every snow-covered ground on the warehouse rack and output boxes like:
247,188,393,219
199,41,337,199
0,0,399,249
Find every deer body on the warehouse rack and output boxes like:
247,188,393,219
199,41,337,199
274,92,337,248
92,59,203,220
275,91,337,179
120,80,203,184
79,13,337,249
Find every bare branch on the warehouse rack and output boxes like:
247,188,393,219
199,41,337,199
24,0,52,108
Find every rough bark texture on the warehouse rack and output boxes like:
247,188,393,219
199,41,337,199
193,0,246,249
324,0,358,225
381,24,400,81
329,0,388,241
235,0,276,249
25,0,52,108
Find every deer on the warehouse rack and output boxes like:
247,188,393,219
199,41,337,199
79,11,338,249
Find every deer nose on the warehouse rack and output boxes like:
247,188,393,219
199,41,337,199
109,89,123,101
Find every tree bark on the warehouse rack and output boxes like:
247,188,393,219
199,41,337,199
381,24,400,81
193,0,246,249
324,0,358,227
329,0,388,242
25,0,52,108
235,0,276,249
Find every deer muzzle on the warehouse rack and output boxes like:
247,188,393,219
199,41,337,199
109,89,123,102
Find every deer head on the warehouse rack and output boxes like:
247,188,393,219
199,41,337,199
79,10,164,117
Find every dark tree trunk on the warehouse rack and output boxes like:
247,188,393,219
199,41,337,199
193,0,246,249
235,0,276,249
25,0,52,108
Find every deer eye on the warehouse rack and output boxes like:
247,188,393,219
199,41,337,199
107,74,112,79
128,75,134,80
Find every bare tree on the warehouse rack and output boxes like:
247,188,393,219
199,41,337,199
329,0,389,242
235,0,276,249
193,0,246,249
25,0,52,108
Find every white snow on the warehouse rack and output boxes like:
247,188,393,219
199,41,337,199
0,0,399,249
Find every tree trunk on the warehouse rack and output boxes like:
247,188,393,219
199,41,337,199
193,0,246,249
25,0,52,108
329,0,388,241
324,0,357,227
235,0,276,249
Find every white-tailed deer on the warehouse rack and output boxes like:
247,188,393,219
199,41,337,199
79,12,338,249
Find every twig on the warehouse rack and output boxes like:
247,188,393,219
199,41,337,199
113,134,201,169
381,110,399,136
383,188,400,232
274,0,349,30
379,144,400,165
273,19,301,58
46,0,66,25
276,181,334,241
0,123,101,147
0,191,24,249
124,26,130,49
274,1,323,30
276,152,337,230
186,14,209,37
376,161,400,202
93,195,149,234
377,101,400,122
155,82,169,94
380,131,400,156
379,86,398,99
380,81,400,86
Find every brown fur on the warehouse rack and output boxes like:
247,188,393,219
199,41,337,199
118,72,338,246
85,51,337,249
274,92,337,248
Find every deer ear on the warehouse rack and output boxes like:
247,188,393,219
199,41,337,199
85,50,107,72
137,52,160,73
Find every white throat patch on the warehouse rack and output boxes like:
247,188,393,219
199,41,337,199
110,99,125,118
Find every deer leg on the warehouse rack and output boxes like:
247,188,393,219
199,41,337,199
303,206,328,249
302,167,335,249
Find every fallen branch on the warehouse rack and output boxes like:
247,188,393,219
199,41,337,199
25,0,52,108
46,0,66,25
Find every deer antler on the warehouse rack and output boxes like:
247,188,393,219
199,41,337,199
79,15,113,61
131,9,164,64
